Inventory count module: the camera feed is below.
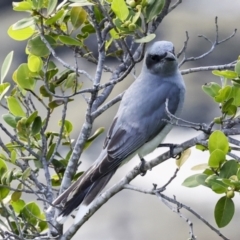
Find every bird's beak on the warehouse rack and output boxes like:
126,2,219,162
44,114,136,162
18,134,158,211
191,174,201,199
165,52,176,61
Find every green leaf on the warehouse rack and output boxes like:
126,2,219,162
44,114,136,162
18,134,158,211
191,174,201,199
214,86,231,103
12,1,32,11
32,0,44,9
132,6,142,24
219,160,238,179
229,86,240,106
58,35,83,46
0,187,10,200
195,174,209,187
47,0,58,15
195,144,208,151
6,96,26,117
51,174,61,186
2,113,17,128
11,150,17,164
109,29,119,39
135,33,156,43
11,199,25,213
145,0,165,23
237,168,240,180
22,167,31,180
84,127,105,150
70,7,87,29
31,116,42,136
63,72,77,89
47,143,56,161
175,148,191,168
208,130,229,154
48,99,65,110
234,61,240,75
111,0,129,22
26,111,38,125
0,83,11,101
82,24,96,34
191,163,209,171
16,63,35,90
59,119,73,134
69,0,94,7
1,51,14,83
208,179,228,194
202,82,221,98
12,17,35,30
182,174,202,188
8,25,34,41
45,9,64,25
28,55,43,72
11,191,22,202
21,202,41,219
208,149,226,168
212,70,238,79
0,159,7,172
214,196,234,228
27,35,57,57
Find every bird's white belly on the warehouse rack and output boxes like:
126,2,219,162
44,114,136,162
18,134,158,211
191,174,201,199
137,124,173,158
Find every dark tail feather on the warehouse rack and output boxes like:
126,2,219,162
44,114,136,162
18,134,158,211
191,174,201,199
56,169,117,223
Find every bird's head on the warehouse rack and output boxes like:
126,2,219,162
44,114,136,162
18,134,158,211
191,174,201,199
144,41,178,76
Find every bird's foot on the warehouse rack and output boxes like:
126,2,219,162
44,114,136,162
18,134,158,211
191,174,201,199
157,143,181,159
139,157,147,176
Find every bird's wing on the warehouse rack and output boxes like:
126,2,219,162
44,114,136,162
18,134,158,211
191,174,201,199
95,81,182,176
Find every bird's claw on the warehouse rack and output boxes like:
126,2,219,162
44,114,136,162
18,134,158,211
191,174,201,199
157,143,181,158
140,158,147,176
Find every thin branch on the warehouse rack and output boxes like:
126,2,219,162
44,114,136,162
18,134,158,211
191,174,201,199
48,100,68,164
181,62,236,75
179,17,237,67
155,193,196,240
157,193,230,240
91,92,124,119
156,168,179,192
168,0,182,13
36,25,94,82
149,0,172,33
0,123,39,159
177,31,189,59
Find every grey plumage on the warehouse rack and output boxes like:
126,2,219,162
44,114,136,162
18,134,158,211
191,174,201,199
50,41,186,224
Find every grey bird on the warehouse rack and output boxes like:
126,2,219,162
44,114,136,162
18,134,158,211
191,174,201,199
50,41,186,224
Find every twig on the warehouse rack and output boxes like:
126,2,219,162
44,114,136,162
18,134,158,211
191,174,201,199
91,92,124,119
156,168,179,192
164,99,210,133
36,25,94,82
177,31,189,59
168,0,182,13
156,193,230,240
48,100,68,164
155,192,196,240
178,17,237,67
181,62,236,75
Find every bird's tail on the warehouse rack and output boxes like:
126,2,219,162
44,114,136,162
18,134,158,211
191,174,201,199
49,154,117,224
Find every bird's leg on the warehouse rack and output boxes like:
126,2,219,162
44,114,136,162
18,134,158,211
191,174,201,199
139,156,147,176
157,143,181,158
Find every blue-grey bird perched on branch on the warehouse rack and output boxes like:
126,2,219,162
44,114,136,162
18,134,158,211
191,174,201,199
49,41,186,224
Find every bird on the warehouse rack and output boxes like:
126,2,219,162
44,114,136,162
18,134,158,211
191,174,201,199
49,40,186,224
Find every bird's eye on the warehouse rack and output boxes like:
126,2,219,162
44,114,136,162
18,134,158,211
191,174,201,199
151,55,161,61
150,52,167,62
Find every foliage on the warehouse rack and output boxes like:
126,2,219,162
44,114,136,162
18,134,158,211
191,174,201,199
183,64,240,228
0,0,167,238
0,0,238,239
